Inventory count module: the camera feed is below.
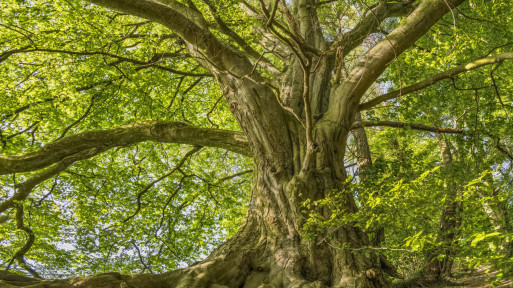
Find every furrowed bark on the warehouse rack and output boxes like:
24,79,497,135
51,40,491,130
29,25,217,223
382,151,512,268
352,113,372,181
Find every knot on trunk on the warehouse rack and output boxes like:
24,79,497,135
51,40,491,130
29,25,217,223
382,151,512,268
365,268,380,279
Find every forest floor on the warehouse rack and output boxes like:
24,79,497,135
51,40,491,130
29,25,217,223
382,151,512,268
406,266,513,287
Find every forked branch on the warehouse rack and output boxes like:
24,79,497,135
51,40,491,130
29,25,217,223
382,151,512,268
324,0,465,126
5,206,41,278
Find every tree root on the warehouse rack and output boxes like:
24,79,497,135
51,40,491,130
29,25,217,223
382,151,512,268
1,218,393,288
0,236,255,288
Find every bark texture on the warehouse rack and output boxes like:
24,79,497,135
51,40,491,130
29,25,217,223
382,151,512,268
0,0,466,287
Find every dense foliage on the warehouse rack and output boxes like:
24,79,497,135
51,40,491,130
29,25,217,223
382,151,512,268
1,0,512,286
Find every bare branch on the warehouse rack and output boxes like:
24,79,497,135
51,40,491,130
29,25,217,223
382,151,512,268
359,52,513,110
131,240,154,274
0,121,251,175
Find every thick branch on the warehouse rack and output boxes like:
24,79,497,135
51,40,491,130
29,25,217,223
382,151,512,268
352,121,464,134
87,0,254,76
323,0,465,127
359,52,513,110
202,0,280,75
0,121,251,175
335,1,416,56
0,148,107,214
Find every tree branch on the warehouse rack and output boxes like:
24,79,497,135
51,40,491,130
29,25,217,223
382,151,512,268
0,121,251,175
201,0,281,75
323,0,465,128
85,0,292,167
6,206,41,279
216,169,253,183
0,147,108,214
351,121,464,134
122,146,201,223
1,98,55,120
1,48,211,77
131,240,154,274
87,0,254,77
0,121,252,175
495,138,513,161
359,52,513,110
334,1,416,57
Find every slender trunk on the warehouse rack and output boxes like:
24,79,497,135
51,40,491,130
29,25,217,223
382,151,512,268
423,135,461,280
352,112,402,280
481,188,513,258
353,112,383,246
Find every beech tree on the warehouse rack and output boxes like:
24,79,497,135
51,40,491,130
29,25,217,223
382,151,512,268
1,0,513,287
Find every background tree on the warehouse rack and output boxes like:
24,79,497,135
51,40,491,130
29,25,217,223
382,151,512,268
1,0,513,287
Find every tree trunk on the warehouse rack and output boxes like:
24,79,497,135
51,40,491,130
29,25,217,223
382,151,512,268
352,112,383,246
352,112,402,280
481,185,513,259
422,135,461,280
1,132,389,288
0,0,465,286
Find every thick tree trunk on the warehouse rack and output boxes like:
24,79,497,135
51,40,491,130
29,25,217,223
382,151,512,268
244,162,388,288
1,159,389,288
0,0,466,286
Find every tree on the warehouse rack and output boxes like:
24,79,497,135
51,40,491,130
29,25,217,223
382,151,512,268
420,135,461,280
1,0,513,287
